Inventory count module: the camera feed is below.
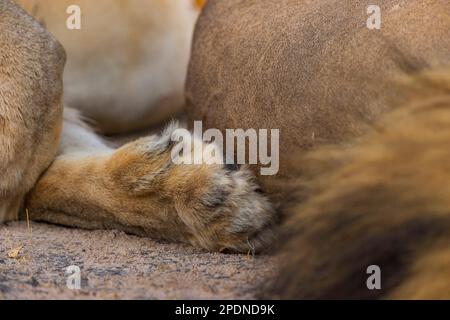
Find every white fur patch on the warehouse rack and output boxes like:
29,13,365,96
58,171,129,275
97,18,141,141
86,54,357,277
59,107,112,156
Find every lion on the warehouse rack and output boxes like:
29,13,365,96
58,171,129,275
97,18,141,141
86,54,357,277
185,0,450,298
267,67,450,299
186,0,450,199
3,0,450,298
0,0,275,253
14,0,203,134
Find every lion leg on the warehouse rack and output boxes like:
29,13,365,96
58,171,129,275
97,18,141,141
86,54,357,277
0,0,65,223
24,108,275,252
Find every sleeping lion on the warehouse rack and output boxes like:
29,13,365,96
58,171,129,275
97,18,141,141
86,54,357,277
2,0,450,298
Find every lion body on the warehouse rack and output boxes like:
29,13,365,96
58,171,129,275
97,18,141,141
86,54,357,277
0,0,65,221
185,0,450,298
2,0,450,298
268,69,450,299
16,0,200,133
186,0,450,200
0,0,274,253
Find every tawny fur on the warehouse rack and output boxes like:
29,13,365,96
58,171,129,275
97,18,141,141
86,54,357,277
0,0,65,222
266,68,450,299
15,0,201,134
186,0,450,201
1,0,275,253
24,119,275,253
186,0,450,297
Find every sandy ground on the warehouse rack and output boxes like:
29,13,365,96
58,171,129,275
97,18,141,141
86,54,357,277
0,221,277,300
0,122,278,300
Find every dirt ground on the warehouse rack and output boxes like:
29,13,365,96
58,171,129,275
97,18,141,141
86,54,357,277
0,124,278,300
0,221,277,300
